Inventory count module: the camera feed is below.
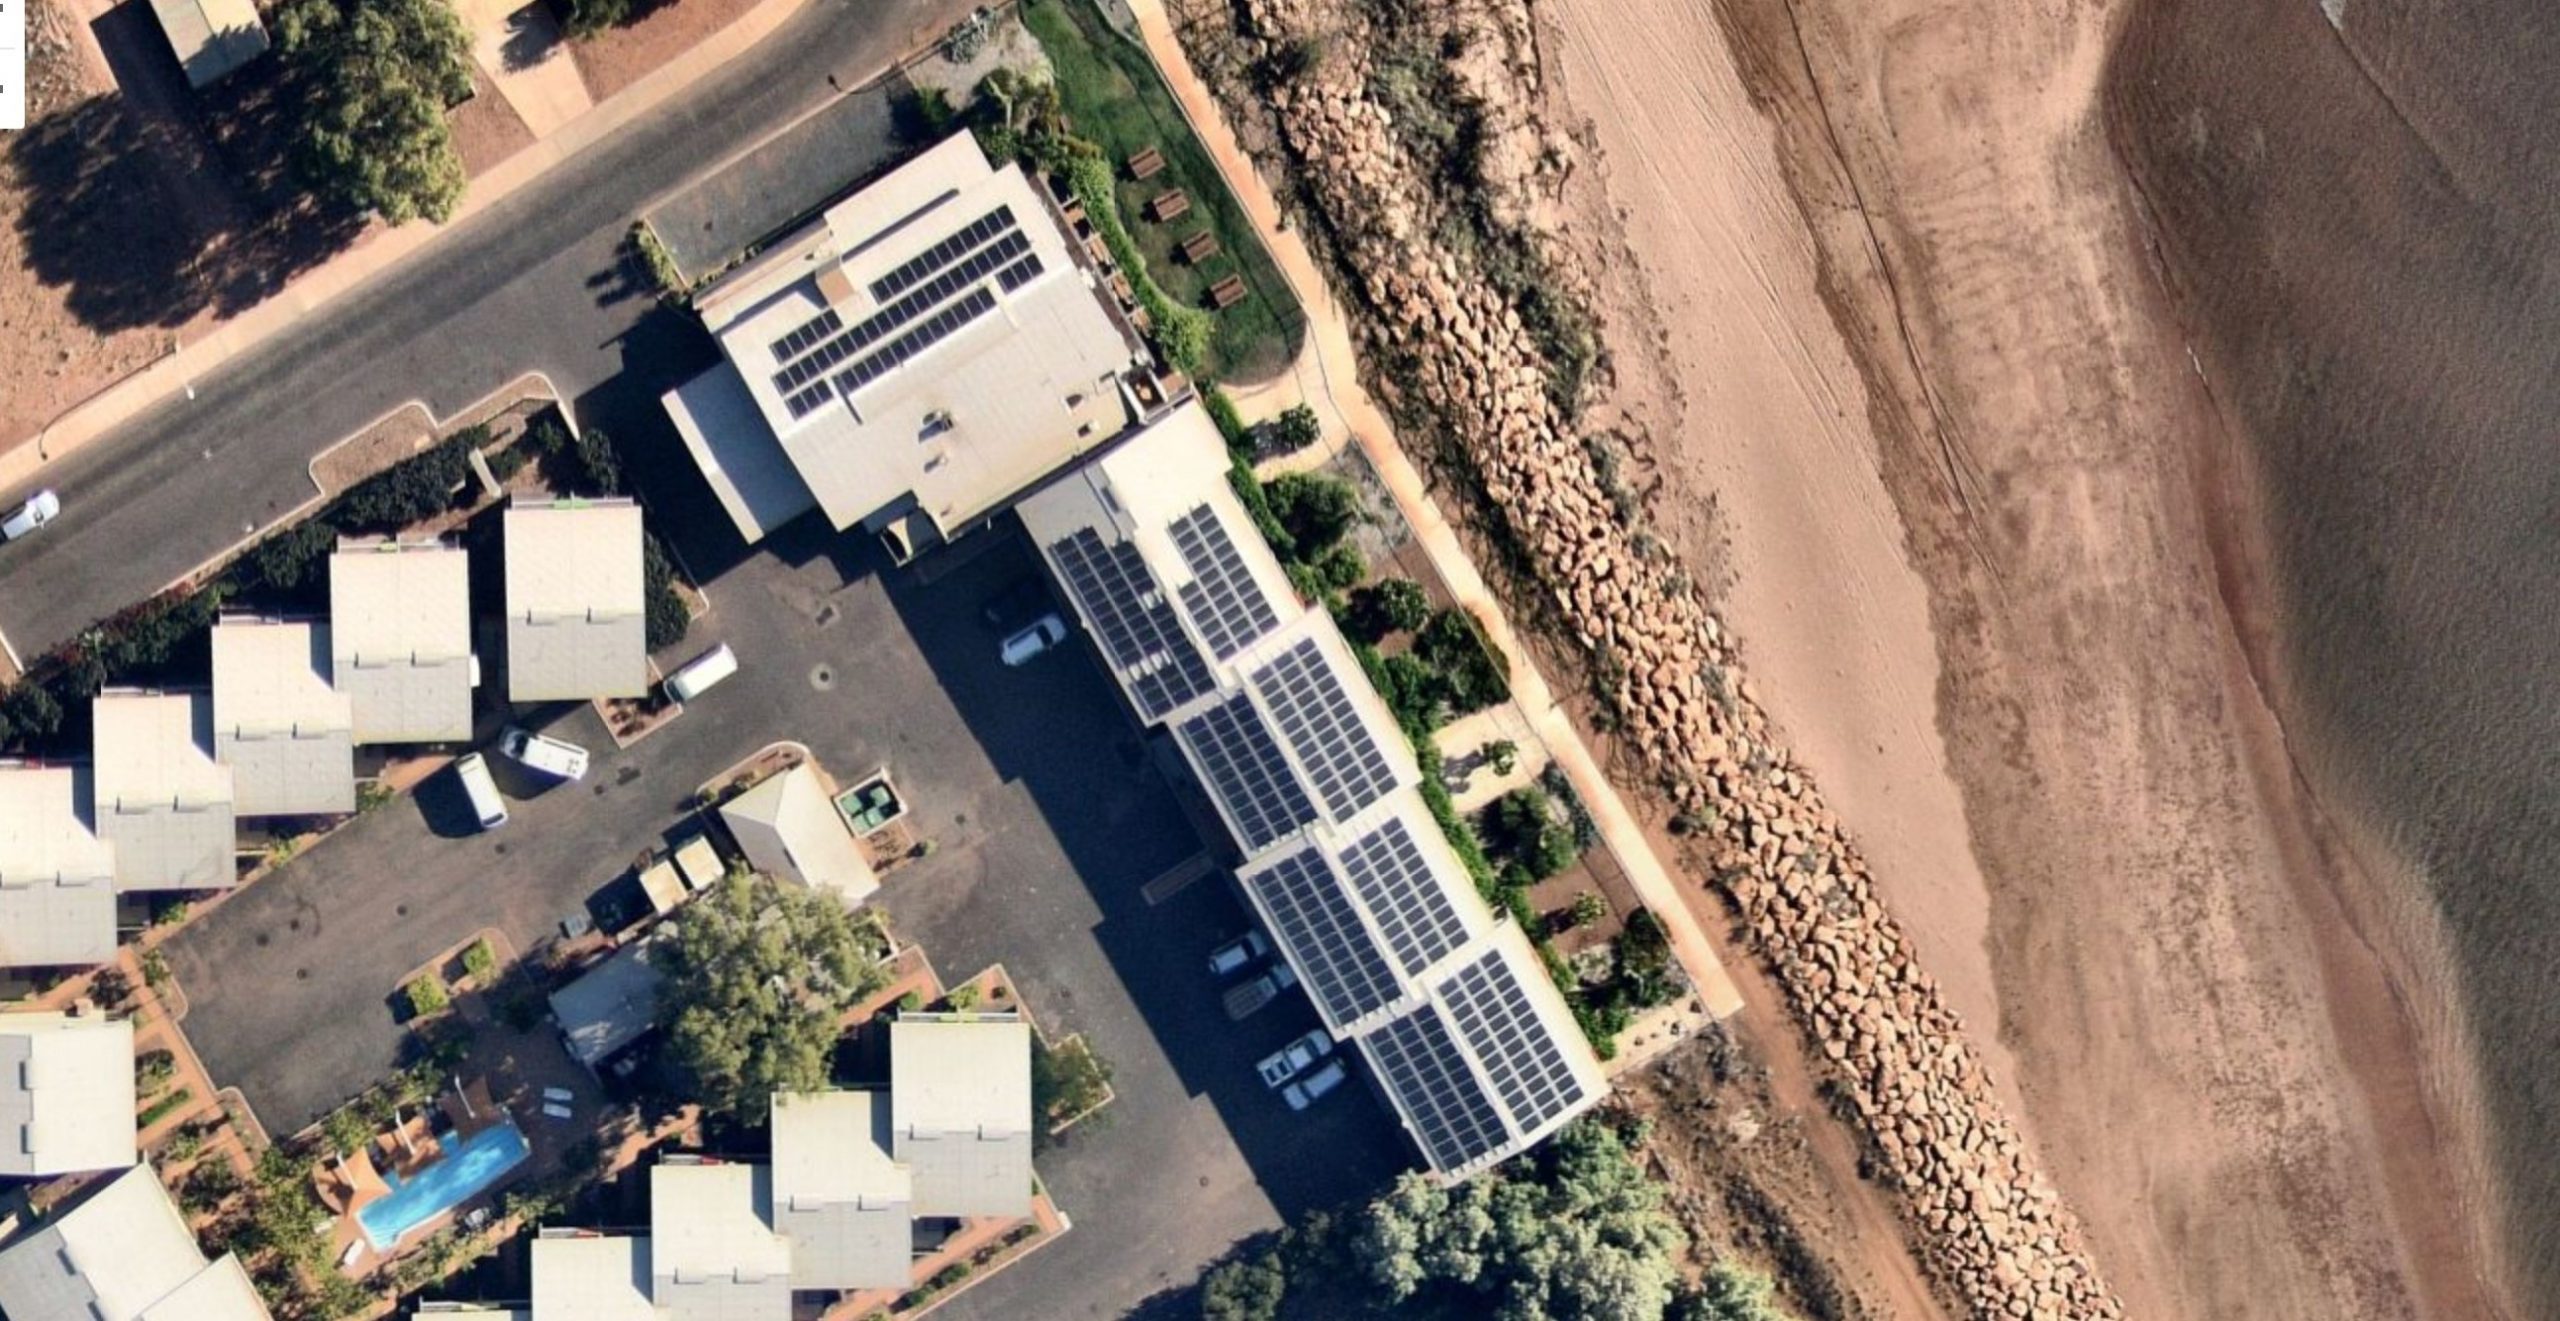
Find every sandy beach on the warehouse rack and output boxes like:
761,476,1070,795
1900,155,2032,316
1534,0,2517,1315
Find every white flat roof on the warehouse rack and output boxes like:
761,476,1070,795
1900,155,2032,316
531,1233,656,1321
330,540,474,744
210,618,354,817
0,1012,137,1177
0,765,119,968
691,133,1140,544
651,1160,790,1318
504,499,649,701
889,1014,1032,1218
92,690,237,892
718,764,876,905
770,1090,911,1290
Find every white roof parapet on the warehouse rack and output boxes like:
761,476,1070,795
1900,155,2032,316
683,133,1142,550
503,498,649,702
0,1011,137,1176
92,689,237,892
888,1014,1033,1219
530,1232,656,1321
330,539,474,744
210,617,355,817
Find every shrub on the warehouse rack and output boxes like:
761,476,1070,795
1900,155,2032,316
405,975,450,1018
1483,738,1519,776
484,444,528,483
894,87,957,143
1264,403,1321,455
142,949,172,990
896,990,924,1014
1570,890,1607,929
461,937,497,983
164,1123,206,1162
332,434,472,534
946,983,981,1012
183,1157,242,1212
557,0,631,38
1262,472,1360,557
139,1087,194,1128
644,536,691,651
1344,577,1428,642
1311,542,1366,594
243,520,338,598
1032,1036,1114,1125
137,1050,177,1094
1055,153,1213,377
1412,607,1509,714
627,222,684,301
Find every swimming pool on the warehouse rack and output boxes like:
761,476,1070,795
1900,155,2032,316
357,1119,531,1251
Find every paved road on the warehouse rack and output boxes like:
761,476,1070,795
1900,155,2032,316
0,0,977,662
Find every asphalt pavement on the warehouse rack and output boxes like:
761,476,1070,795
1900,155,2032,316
0,0,980,663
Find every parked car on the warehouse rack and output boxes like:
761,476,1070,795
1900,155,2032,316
1282,1058,1350,1111
453,753,508,831
500,726,591,781
1,490,60,542
1223,961,1301,1022
1207,930,1272,977
1257,1028,1337,1089
1000,614,1069,666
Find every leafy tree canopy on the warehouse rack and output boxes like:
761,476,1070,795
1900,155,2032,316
275,0,473,224
660,873,890,1124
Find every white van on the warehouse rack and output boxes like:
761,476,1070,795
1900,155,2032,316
500,726,590,781
664,643,738,703
454,753,508,830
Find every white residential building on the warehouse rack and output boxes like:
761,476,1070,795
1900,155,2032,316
330,538,475,744
0,1011,136,1177
0,1163,272,1320
889,1014,1033,1219
504,498,649,702
210,616,355,817
0,764,119,968
769,1089,912,1290
716,763,876,905
91,689,237,893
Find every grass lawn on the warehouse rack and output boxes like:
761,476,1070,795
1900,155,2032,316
1020,0,1304,383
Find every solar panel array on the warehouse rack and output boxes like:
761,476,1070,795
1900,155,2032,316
832,287,999,397
773,231,1033,395
1049,530,1214,718
1368,1010,1509,1172
769,308,845,363
870,205,1018,302
995,253,1045,294
1253,638,1398,820
1440,948,1589,1136
1338,817,1472,977
1169,505,1280,660
1177,694,1317,849
1246,850,1404,1024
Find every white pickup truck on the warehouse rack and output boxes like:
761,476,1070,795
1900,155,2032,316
1,491,60,543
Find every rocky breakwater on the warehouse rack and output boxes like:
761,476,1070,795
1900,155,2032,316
1229,0,2120,1315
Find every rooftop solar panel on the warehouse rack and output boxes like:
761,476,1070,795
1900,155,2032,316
1254,638,1398,820
774,233,1031,394
869,205,1019,302
995,253,1045,294
1168,505,1279,660
1176,694,1317,849
1338,817,1472,977
1440,947,1590,1136
1368,1010,1509,1172
833,288,1000,396
783,379,837,420
1246,850,1404,1024
769,308,845,364
1049,530,1215,718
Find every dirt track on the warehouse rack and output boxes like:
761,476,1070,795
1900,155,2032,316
1536,0,2513,1315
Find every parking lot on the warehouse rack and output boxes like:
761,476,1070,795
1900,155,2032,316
166,497,1410,1308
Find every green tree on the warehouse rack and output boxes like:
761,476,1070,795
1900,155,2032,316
1264,473,1361,558
323,1105,373,1160
660,873,891,1123
274,0,474,225
1200,1253,1286,1321
1266,403,1322,455
461,936,497,982
1674,1262,1791,1321
558,0,631,38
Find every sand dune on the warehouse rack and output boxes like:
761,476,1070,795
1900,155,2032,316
1537,0,2514,1315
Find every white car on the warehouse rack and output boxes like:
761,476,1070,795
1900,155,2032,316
1257,1028,1336,1088
499,726,591,781
1282,1058,1349,1111
1207,930,1272,977
1000,613,1069,666
1,490,60,542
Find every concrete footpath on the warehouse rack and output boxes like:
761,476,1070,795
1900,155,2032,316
0,0,827,494
1126,0,1745,1020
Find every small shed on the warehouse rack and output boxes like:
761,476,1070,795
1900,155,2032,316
720,764,878,905
1147,189,1191,223
148,0,271,90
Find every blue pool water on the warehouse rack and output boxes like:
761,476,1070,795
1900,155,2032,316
357,1119,531,1250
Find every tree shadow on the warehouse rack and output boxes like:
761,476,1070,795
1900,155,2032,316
499,1,569,73
8,6,365,335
